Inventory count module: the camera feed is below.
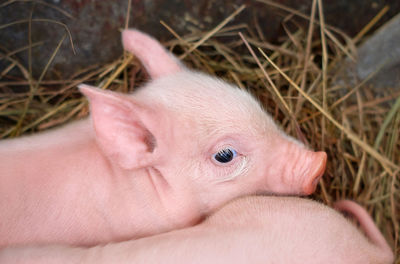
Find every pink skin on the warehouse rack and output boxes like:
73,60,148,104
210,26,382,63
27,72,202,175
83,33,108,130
0,29,326,247
0,196,393,264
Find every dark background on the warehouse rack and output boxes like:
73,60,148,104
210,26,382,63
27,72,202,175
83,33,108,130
1,0,399,79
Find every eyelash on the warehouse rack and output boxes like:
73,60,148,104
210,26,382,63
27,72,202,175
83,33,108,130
212,147,238,164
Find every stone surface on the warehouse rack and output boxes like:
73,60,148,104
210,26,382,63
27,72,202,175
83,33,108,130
355,13,400,90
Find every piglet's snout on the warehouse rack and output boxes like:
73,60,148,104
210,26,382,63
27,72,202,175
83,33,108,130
301,151,327,195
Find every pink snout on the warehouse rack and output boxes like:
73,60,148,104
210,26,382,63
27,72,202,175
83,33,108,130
302,151,327,195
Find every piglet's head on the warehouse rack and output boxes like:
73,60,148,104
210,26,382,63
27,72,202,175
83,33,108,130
80,29,327,219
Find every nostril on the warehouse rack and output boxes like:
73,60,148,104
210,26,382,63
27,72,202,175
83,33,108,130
302,151,327,195
312,173,322,187
313,151,327,179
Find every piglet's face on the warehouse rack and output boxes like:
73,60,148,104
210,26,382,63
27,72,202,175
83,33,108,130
80,29,326,221
131,71,327,212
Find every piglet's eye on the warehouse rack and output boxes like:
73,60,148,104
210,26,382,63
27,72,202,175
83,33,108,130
212,148,237,163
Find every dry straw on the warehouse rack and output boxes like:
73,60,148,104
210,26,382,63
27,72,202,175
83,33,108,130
1,0,399,260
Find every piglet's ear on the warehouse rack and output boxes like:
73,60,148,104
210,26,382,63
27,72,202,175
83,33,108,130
122,29,184,79
79,84,156,170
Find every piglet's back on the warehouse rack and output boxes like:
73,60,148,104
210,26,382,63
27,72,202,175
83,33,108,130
202,196,393,264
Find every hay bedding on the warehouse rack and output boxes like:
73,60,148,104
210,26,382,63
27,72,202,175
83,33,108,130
0,0,398,260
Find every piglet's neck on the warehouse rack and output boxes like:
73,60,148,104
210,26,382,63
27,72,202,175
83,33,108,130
0,119,169,246
0,120,103,245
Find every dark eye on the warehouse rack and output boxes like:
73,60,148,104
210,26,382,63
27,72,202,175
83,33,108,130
213,148,238,163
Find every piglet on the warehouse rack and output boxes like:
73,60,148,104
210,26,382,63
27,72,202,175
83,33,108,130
0,196,393,264
0,29,326,247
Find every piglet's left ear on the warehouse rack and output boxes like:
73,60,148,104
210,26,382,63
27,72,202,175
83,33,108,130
122,29,185,79
79,84,158,170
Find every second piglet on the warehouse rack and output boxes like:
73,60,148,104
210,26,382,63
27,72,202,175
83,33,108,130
0,29,326,247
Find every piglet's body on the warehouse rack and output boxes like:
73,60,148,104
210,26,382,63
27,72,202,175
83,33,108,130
101,197,394,264
0,197,393,264
0,30,326,247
